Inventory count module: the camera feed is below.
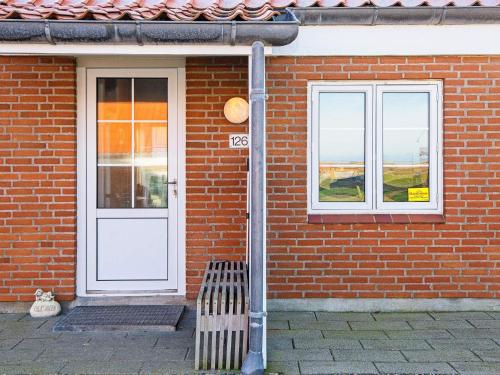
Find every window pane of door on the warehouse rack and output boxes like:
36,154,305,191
134,121,168,208
382,92,430,202
97,166,132,208
134,122,168,166
319,92,366,202
97,78,132,121
134,78,168,121
97,122,132,164
135,166,168,208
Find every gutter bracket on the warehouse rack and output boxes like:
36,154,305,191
44,21,55,45
439,8,447,25
230,21,237,46
135,21,144,46
371,8,378,25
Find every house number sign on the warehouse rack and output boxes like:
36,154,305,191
229,134,249,149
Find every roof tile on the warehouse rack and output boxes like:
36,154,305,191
0,0,498,21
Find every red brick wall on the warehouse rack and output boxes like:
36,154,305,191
185,57,249,298
266,56,499,299
0,56,76,302
1,55,497,302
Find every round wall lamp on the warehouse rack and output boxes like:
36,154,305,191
224,97,249,124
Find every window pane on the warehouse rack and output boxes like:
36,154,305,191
134,122,167,166
134,78,168,121
135,166,168,208
97,166,132,208
97,122,132,164
382,92,430,202
319,92,366,202
97,78,132,121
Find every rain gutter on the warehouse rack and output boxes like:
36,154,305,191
290,6,500,25
0,10,299,45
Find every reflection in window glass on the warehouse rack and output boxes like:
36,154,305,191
97,78,132,121
135,122,168,166
97,122,132,164
383,93,430,202
135,166,168,208
97,77,169,209
319,92,365,202
134,79,168,121
97,167,132,208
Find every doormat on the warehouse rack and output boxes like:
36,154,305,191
53,305,184,332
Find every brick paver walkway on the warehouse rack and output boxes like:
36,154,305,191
0,309,199,374
0,310,499,374
267,311,500,375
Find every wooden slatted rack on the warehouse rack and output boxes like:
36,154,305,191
195,261,249,371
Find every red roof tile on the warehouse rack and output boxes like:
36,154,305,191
0,0,498,21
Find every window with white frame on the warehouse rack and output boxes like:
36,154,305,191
309,81,442,214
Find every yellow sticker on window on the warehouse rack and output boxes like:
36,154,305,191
408,187,429,202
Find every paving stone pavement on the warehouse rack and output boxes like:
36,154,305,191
1,310,500,374
267,311,500,375
0,309,206,375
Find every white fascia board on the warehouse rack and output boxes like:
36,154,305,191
1,25,498,57
273,25,500,56
0,43,273,56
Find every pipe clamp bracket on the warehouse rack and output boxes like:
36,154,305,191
249,311,267,319
250,89,268,100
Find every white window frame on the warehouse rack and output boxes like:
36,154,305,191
310,84,373,211
308,80,443,215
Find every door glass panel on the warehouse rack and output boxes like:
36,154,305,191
97,167,132,208
319,92,366,202
134,78,168,121
97,77,168,209
382,92,430,202
135,122,168,166
135,166,168,208
97,78,132,121
97,122,132,164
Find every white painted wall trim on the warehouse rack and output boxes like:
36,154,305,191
268,298,500,312
273,25,500,56
76,65,87,298
75,57,187,297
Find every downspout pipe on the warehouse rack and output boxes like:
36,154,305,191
241,40,266,375
0,11,298,45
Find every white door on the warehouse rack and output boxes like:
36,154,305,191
86,69,178,293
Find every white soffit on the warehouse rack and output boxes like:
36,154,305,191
273,25,500,56
0,44,273,56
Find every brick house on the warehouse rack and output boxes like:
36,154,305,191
0,2,499,317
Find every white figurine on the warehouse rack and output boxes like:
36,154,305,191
30,289,61,318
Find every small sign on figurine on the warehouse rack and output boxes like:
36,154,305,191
30,289,61,318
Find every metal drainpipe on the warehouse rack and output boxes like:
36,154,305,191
241,40,266,375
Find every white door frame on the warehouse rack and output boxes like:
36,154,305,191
76,58,186,296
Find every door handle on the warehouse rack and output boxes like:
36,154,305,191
166,179,177,197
